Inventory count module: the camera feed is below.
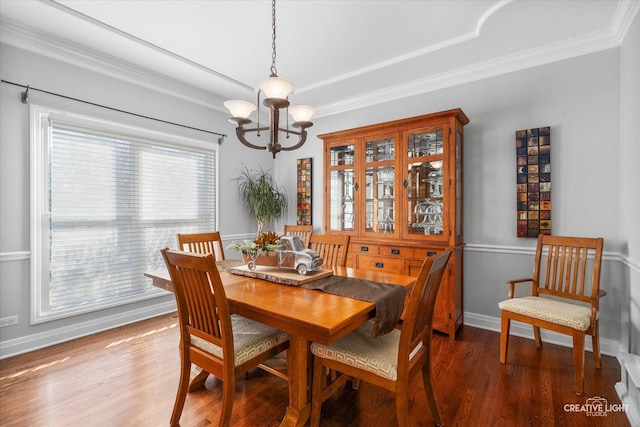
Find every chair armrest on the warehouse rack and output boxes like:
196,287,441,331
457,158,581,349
505,278,533,299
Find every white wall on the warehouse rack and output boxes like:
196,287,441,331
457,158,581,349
616,10,640,425
620,0,640,357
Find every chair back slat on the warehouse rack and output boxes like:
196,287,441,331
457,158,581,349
162,248,230,349
177,231,226,260
309,234,350,267
283,224,313,248
400,251,452,361
533,235,603,302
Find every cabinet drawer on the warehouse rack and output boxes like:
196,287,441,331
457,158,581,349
350,243,379,255
357,255,402,273
379,245,411,257
413,248,442,259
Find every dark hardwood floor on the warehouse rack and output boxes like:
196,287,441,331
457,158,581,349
0,313,629,426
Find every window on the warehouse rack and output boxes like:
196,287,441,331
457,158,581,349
30,105,218,323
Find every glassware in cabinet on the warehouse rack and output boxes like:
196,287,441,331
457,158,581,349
405,128,448,240
328,144,356,232
364,136,397,236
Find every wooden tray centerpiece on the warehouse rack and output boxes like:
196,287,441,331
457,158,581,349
228,265,332,286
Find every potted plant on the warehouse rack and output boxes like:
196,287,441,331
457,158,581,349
234,165,289,236
228,231,283,267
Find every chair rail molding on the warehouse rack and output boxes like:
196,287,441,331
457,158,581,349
464,243,632,269
0,251,30,262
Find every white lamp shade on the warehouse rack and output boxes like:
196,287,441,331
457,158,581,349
224,100,256,119
258,76,294,99
289,105,316,123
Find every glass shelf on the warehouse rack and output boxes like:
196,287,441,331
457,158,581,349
407,130,443,158
406,158,444,236
329,166,355,231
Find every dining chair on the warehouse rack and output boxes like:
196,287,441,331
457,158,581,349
499,234,605,395
283,224,313,248
309,234,350,268
178,232,289,382
161,248,289,427
310,250,452,427
176,231,226,260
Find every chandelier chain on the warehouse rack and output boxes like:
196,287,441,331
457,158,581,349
270,0,278,77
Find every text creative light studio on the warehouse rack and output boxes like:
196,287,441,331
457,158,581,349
564,396,628,418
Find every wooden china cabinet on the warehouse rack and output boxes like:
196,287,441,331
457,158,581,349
319,109,469,338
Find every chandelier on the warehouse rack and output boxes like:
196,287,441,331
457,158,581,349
224,0,315,159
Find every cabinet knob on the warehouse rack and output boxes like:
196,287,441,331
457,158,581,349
390,248,400,255
375,262,384,268
403,179,408,188
354,182,359,191
360,246,369,252
426,251,437,257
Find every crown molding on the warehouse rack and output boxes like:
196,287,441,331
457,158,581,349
2,0,637,119
612,0,640,42
298,0,513,95
0,19,227,112
316,26,621,117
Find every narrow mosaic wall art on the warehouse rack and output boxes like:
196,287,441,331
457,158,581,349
296,158,312,225
516,127,551,237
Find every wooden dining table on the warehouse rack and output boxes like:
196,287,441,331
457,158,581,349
145,261,415,427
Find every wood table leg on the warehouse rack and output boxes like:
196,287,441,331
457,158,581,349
279,335,311,427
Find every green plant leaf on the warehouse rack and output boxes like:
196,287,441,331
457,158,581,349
233,165,289,235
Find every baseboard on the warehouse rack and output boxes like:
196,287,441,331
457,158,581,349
616,352,640,427
615,382,640,427
0,301,177,359
464,311,621,358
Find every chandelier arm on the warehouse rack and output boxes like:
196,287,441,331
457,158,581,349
235,127,268,151
243,126,271,133
277,127,302,136
278,131,308,152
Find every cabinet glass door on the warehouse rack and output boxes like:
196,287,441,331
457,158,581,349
328,144,356,232
364,137,397,236
406,129,447,238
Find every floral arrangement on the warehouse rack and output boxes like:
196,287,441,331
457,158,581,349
228,231,283,254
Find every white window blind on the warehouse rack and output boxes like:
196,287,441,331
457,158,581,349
31,106,217,322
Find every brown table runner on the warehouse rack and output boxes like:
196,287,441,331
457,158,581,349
302,276,405,338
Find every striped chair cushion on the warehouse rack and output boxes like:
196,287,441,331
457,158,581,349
191,315,288,366
499,296,597,331
310,322,421,381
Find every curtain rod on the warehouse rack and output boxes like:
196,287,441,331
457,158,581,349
1,79,226,144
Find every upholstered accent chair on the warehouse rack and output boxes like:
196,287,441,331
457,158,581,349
498,234,605,395
161,248,289,427
309,250,452,427
283,224,313,248
176,231,226,260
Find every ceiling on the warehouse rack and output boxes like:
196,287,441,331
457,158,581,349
1,0,638,118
